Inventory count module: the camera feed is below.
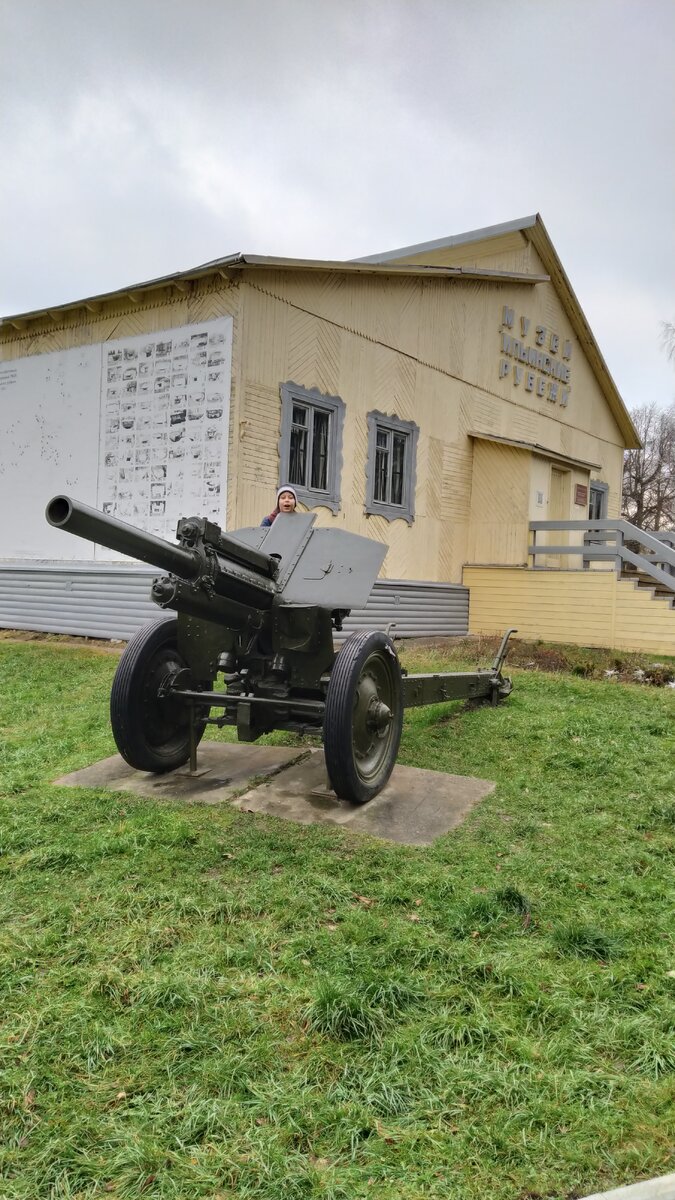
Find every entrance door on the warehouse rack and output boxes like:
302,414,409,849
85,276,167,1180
548,468,570,567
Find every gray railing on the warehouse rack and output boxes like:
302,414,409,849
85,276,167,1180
529,519,675,595
653,530,675,564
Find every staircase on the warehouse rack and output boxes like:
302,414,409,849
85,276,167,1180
530,519,675,598
623,565,675,606
525,519,675,653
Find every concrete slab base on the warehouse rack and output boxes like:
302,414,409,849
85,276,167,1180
54,742,495,846
232,750,494,845
54,743,310,804
582,1174,675,1200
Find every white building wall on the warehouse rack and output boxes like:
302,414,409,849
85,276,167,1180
0,317,232,561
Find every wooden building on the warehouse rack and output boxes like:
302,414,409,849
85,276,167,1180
1,214,673,653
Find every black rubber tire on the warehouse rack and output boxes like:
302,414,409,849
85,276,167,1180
110,616,208,772
323,630,403,804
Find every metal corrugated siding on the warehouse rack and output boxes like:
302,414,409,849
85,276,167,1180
340,580,468,640
0,564,469,641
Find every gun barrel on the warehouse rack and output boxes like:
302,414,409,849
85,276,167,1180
46,495,200,579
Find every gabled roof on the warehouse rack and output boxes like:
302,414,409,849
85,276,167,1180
0,213,637,448
356,214,639,448
0,253,546,329
354,214,541,264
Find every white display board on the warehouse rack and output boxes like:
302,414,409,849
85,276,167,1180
0,318,232,560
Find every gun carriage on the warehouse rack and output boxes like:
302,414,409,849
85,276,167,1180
46,495,514,804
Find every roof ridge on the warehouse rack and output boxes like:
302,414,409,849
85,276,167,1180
351,214,539,263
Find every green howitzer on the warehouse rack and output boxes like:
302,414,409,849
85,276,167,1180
46,495,515,803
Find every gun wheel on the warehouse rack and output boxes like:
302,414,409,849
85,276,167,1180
324,631,403,804
110,616,208,772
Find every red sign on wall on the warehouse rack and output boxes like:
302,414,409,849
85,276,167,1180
575,484,588,507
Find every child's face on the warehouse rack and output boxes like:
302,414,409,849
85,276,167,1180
278,491,296,513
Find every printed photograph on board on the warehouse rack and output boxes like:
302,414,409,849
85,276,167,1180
97,318,231,538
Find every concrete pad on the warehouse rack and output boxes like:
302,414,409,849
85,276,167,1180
55,742,495,845
54,742,310,804
233,750,495,846
582,1175,675,1200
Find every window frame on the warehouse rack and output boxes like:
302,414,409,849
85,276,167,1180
278,382,345,513
364,410,419,525
589,480,609,520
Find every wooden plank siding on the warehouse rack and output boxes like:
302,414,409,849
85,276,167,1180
233,264,626,583
464,567,675,655
391,230,535,275
467,442,530,565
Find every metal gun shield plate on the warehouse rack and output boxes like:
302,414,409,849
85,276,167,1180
274,523,388,609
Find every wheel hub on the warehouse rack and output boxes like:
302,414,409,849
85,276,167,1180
353,667,395,762
367,697,392,733
322,631,403,804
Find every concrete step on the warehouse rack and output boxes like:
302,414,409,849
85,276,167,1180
621,572,675,603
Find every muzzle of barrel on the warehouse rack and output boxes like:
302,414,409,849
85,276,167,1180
46,495,199,578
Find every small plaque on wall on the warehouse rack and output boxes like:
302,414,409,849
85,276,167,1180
575,484,588,507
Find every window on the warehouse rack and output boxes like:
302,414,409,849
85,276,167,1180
365,411,419,524
279,383,344,512
589,481,608,520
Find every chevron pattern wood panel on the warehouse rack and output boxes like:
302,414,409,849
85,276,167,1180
473,445,529,518
508,406,539,444
378,514,416,580
438,518,466,581
290,275,345,342
187,290,238,324
441,442,472,522
350,405,370,510
239,384,280,484
287,308,341,396
470,393,502,435
423,435,444,518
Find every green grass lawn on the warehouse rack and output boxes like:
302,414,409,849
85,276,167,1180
0,640,673,1200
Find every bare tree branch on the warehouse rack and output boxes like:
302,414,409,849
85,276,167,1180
622,402,675,530
660,320,675,365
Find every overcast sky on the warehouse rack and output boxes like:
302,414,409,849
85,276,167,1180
2,0,673,412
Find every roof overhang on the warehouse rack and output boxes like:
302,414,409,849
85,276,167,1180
353,215,541,264
0,253,547,331
469,430,602,472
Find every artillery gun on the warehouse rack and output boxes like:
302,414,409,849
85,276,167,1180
46,495,515,804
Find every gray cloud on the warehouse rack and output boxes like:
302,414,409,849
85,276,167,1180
1,0,673,408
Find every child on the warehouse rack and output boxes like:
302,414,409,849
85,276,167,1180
261,485,298,527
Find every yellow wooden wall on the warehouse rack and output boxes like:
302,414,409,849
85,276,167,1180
464,566,675,655
391,229,535,274
231,262,626,580
391,230,626,518
467,442,530,565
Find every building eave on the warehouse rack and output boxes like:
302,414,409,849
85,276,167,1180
525,216,640,449
0,256,547,332
226,253,547,284
469,430,602,472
